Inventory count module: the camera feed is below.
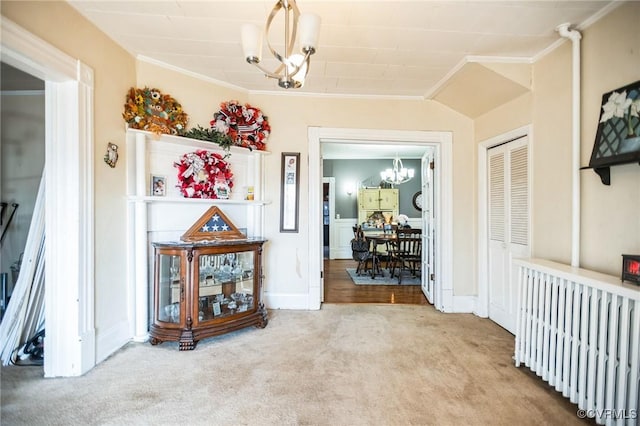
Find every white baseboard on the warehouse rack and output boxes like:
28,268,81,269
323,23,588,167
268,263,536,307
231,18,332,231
95,319,131,364
451,295,476,313
330,248,352,259
473,302,489,318
438,290,476,314
263,292,316,310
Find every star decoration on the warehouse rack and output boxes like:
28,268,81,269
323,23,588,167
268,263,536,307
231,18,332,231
181,206,246,242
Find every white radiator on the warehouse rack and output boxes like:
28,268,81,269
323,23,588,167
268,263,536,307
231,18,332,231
514,258,640,425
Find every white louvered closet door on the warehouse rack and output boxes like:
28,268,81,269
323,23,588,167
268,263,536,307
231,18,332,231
488,136,530,334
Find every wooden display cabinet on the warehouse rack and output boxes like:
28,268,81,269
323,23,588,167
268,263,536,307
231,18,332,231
357,188,399,225
150,238,268,350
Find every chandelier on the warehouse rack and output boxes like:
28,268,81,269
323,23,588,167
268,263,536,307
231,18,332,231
241,0,321,89
380,156,415,185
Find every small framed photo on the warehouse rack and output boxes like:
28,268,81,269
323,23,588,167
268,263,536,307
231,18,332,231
212,301,221,316
151,175,166,196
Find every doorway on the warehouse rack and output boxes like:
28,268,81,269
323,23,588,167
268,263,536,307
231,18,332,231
321,150,432,304
1,18,95,376
308,127,453,312
478,126,531,333
0,62,45,336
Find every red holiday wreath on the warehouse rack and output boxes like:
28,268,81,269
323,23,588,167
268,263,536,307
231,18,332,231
174,150,233,199
210,100,270,151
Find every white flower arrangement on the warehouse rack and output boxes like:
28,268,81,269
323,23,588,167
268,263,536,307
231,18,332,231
396,214,409,225
600,89,640,138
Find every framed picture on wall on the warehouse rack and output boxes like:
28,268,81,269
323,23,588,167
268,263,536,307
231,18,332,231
280,152,300,232
586,80,640,184
151,175,166,196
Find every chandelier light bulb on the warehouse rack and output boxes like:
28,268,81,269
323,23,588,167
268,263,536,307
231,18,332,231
241,23,263,62
298,13,321,52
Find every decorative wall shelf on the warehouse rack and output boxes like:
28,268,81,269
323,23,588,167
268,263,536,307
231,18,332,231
128,196,271,205
126,128,271,156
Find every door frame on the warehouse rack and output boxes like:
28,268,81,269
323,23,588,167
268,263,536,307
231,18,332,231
308,127,453,311
1,17,95,376
477,125,531,318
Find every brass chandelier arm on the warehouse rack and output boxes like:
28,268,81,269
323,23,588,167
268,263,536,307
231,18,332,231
266,0,298,66
246,50,312,82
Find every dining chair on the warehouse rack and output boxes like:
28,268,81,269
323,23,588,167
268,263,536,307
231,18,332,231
389,228,422,284
350,226,374,275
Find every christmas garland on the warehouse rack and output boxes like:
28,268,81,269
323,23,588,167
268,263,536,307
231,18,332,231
122,87,188,135
211,100,270,151
182,125,234,154
174,150,233,199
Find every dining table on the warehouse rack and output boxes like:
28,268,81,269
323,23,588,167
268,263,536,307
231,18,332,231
364,233,397,278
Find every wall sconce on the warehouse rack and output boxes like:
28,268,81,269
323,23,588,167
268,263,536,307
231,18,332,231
345,183,355,196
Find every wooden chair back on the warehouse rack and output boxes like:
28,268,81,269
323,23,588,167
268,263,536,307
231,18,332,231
395,228,422,259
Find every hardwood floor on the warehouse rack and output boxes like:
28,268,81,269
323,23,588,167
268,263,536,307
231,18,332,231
323,259,429,305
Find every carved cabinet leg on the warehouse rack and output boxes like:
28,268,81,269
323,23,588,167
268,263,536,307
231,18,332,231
255,303,269,329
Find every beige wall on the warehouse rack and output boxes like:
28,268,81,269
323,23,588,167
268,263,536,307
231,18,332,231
2,1,136,357
531,41,575,264
577,3,640,275
135,62,477,297
249,95,475,297
475,93,532,143
475,2,640,276
135,61,248,128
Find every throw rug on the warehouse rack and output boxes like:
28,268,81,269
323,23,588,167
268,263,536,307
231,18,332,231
346,268,420,286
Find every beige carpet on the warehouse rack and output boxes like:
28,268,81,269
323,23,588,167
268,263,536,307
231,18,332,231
1,304,588,425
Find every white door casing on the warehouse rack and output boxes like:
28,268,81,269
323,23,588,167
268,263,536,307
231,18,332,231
308,127,453,312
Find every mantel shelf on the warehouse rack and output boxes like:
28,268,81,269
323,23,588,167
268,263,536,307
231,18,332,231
127,128,271,156
128,196,272,206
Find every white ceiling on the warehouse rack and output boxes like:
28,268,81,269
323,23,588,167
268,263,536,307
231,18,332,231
65,0,618,159
68,0,616,99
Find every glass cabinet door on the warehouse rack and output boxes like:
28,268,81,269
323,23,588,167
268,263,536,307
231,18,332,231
157,253,181,323
196,250,255,322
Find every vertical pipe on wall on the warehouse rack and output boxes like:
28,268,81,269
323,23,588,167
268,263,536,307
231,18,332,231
557,23,582,268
